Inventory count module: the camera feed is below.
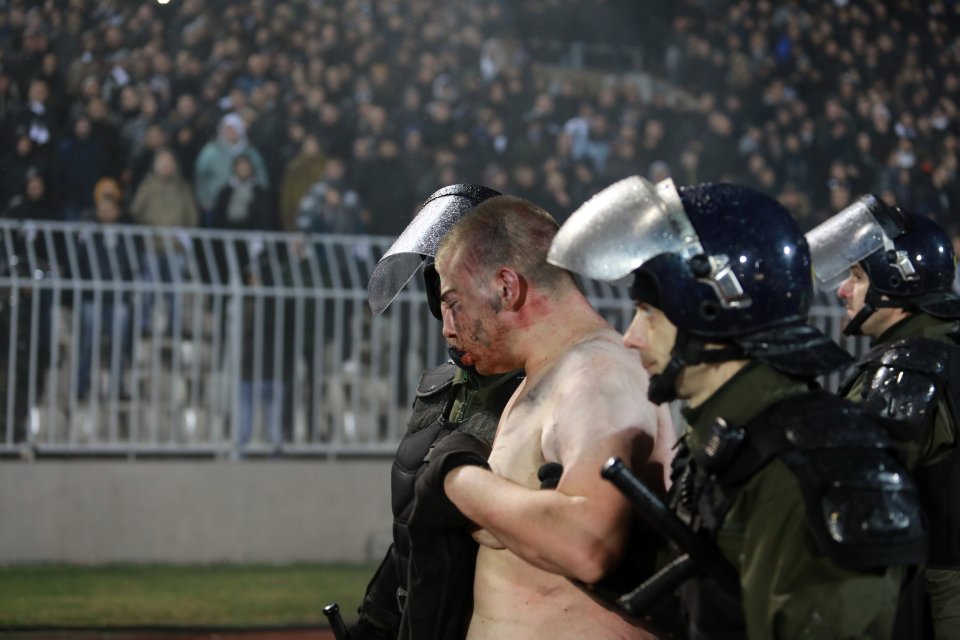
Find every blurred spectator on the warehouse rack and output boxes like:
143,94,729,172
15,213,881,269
3,171,57,221
119,89,160,163
170,123,204,184
10,78,58,157
211,155,277,232
129,147,199,335
235,259,294,456
0,71,24,141
539,168,575,224
279,134,326,232
75,195,135,401
355,137,416,236
296,158,365,235
194,112,269,224
0,128,50,210
56,114,112,221
127,123,171,194
130,148,199,230
3,171,61,408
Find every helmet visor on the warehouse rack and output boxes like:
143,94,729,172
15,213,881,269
547,177,698,281
805,195,891,290
368,189,489,315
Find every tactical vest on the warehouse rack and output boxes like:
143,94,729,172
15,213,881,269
842,335,960,567
674,390,927,638
389,362,519,602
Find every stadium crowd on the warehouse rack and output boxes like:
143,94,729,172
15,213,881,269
0,0,957,237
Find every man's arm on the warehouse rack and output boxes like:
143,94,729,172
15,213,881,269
445,453,632,583
445,347,660,583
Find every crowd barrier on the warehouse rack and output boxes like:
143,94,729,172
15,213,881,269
0,219,858,459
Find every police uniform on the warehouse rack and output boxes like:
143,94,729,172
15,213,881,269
808,198,960,639
354,183,517,640
842,314,960,637
548,179,928,639
679,362,919,638
355,363,521,638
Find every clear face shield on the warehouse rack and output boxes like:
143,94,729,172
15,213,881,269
547,176,750,309
367,189,487,315
805,195,905,291
547,177,698,280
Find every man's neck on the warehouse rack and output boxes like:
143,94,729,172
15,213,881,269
516,289,611,379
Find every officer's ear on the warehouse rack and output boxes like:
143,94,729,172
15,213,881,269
495,266,526,312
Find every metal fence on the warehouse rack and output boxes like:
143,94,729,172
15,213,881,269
0,219,859,459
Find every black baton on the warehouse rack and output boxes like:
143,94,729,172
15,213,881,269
323,602,351,640
602,457,740,609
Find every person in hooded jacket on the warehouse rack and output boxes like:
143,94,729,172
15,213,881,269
193,111,269,226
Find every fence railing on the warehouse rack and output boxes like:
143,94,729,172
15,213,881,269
0,219,859,459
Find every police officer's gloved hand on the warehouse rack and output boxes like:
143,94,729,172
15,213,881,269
409,431,491,531
346,615,393,640
538,462,564,489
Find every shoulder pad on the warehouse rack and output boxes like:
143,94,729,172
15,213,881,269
868,337,950,375
739,392,926,570
860,338,948,441
862,365,939,441
776,393,890,450
781,447,927,570
416,362,458,398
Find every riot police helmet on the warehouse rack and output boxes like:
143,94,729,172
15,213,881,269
549,178,850,403
807,194,960,335
367,183,501,317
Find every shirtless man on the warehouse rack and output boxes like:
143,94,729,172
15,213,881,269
432,195,675,638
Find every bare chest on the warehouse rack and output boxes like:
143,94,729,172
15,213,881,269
487,386,557,488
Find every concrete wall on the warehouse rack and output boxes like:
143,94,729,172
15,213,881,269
0,459,394,564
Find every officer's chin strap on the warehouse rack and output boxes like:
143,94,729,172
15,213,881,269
648,331,745,405
843,286,910,336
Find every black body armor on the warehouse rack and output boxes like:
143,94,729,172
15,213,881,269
357,362,519,634
843,336,960,567
675,390,927,638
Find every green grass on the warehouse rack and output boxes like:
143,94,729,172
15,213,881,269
0,563,378,628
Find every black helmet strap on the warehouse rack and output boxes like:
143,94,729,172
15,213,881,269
843,283,916,336
647,330,745,405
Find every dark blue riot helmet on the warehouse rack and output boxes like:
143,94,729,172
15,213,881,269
549,179,851,404
807,195,960,335
631,183,811,337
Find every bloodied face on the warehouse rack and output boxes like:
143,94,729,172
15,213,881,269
435,248,512,375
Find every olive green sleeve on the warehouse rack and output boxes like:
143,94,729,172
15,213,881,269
719,461,902,639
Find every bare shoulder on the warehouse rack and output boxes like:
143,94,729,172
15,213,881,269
544,329,654,417
539,329,660,464
557,329,649,389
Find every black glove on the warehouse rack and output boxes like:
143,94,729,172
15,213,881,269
538,462,564,489
409,431,491,530
348,615,394,640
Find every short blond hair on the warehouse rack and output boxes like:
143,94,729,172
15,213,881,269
437,195,571,292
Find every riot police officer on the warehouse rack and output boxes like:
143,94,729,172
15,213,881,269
548,178,928,638
808,195,960,638
350,184,523,639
